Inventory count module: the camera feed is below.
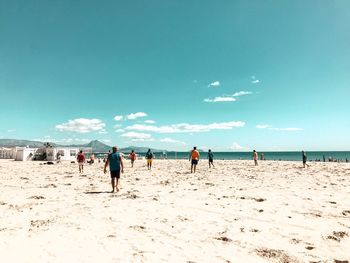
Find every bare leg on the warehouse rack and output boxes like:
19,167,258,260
111,178,115,193
115,179,119,192
194,164,197,173
191,164,193,173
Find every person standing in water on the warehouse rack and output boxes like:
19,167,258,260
104,146,124,193
145,149,154,170
208,149,214,168
189,147,200,173
253,150,258,166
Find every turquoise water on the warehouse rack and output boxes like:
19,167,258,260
145,151,350,162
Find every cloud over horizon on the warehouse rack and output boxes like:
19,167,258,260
256,124,302,131
121,132,152,140
203,97,236,103
55,118,106,133
160,138,186,145
126,112,148,120
125,121,245,134
204,90,252,103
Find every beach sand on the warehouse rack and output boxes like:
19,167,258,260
0,159,349,262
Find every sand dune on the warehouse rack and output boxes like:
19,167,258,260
0,159,349,262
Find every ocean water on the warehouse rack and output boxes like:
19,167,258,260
144,151,350,162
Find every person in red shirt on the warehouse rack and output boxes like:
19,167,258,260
77,150,85,173
129,150,136,168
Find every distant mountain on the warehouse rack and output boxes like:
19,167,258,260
119,146,165,153
0,139,58,148
0,139,165,153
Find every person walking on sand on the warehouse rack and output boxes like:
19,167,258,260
104,146,124,193
145,149,154,170
189,147,200,173
253,150,258,166
129,150,136,168
77,150,85,173
208,149,214,168
302,151,309,168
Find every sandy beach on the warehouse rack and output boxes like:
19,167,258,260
0,159,349,262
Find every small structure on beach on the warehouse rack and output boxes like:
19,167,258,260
15,147,37,161
12,145,93,161
0,147,17,159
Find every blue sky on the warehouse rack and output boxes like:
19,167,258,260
0,0,349,151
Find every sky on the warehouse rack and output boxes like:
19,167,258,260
0,0,349,151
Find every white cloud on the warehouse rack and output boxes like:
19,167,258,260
251,76,260,84
204,91,252,103
102,139,111,143
256,124,302,131
98,131,108,134
204,97,236,103
229,142,245,151
7,129,16,132
114,115,123,121
126,112,148,120
55,118,106,133
256,124,271,129
115,129,125,133
232,91,253,97
131,138,155,142
145,120,156,124
114,124,123,128
121,132,152,139
208,81,220,87
160,138,186,145
125,121,245,134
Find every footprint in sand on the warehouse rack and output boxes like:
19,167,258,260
342,210,350,216
255,248,298,263
326,231,348,242
43,184,57,188
129,225,146,231
28,196,45,200
215,236,232,242
29,219,53,231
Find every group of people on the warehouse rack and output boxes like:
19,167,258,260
76,147,311,193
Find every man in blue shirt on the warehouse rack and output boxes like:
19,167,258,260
104,146,124,193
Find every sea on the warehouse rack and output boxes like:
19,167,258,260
140,151,350,162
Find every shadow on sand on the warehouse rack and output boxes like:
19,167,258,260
84,191,112,194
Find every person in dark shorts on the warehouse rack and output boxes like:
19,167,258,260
189,147,200,173
104,146,124,193
77,150,85,173
208,149,214,168
302,151,309,168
